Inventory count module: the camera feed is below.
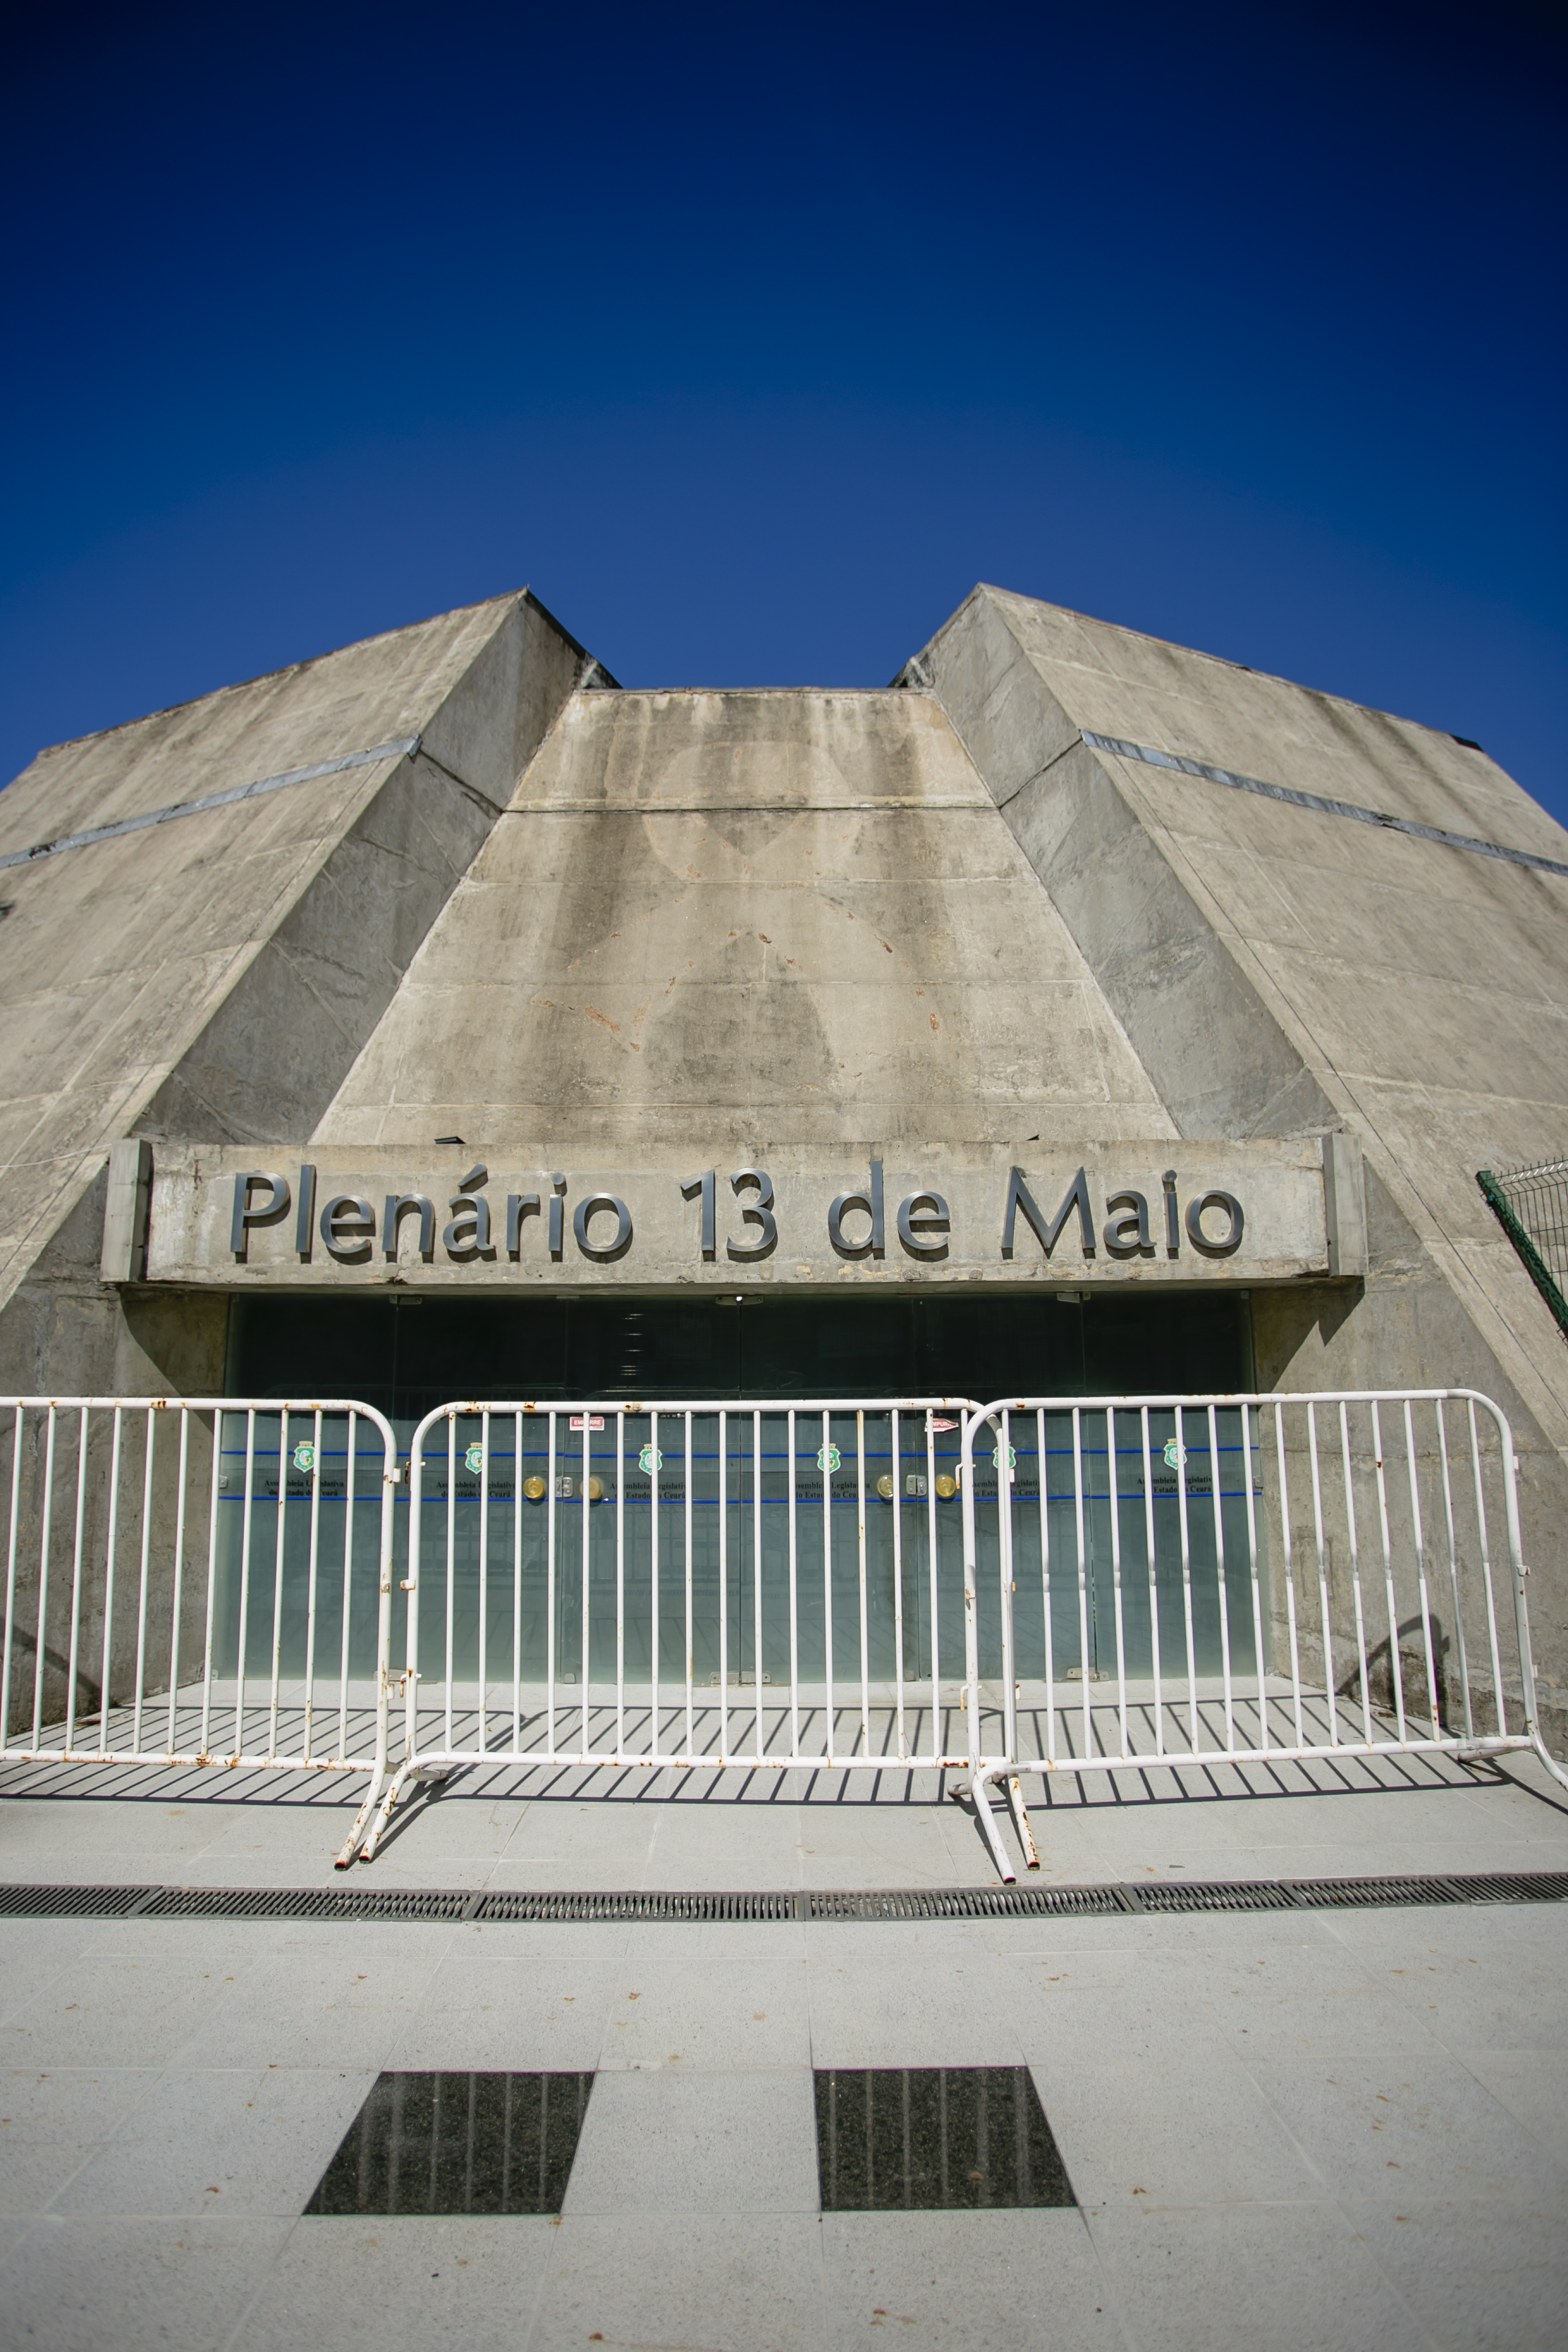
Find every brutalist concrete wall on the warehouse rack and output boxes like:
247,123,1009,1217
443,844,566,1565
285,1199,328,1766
0,589,608,1733
904,585,1568,1751
313,686,1173,1156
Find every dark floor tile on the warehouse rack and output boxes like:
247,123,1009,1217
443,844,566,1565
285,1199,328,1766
304,2070,594,2216
814,2067,1074,2211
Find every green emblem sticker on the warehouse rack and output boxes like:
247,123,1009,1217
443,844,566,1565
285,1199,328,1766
816,1443,842,1474
1162,1439,1185,1471
638,1444,663,1474
991,1443,1017,1472
291,1441,315,1475
464,1443,484,1475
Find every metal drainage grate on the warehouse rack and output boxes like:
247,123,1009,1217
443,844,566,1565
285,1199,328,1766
1,1869,1566,1923
476,1888,800,1924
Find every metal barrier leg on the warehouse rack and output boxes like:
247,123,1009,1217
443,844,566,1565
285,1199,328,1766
1004,1772,1040,1871
1532,1732,1568,1795
335,1766,386,1871
358,1757,417,1863
969,1766,1017,1884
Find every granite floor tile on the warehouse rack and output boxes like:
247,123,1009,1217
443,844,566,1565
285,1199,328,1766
528,2210,827,2352
1346,2197,1568,2352
1247,2053,1562,2203
1,1953,241,2068
233,2214,558,2352
1452,2049,1568,2168
1028,2051,1324,2209
0,2065,160,2216
822,2209,1120,2350
53,2064,376,2217
387,1955,629,2073
1083,2200,1433,2352
562,2064,820,2216
806,1954,1023,2070
0,2212,296,2352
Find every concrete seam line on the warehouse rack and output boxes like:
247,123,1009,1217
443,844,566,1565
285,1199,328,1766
1081,730,1568,880
0,736,424,871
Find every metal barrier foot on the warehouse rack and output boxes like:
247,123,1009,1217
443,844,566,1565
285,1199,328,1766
358,1759,417,1864
1005,1774,1041,1870
334,1769,385,1870
969,1768,1017,1884
1532,1732,1568,1796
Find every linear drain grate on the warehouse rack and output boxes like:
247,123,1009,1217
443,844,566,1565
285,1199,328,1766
147,1885,476,1921
478,1888,799,1923
2,1868,1566,1922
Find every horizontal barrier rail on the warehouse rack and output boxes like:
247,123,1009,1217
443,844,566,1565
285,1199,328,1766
961,1389,1568,1878
355,1398,982,1861
0,1398,399,1869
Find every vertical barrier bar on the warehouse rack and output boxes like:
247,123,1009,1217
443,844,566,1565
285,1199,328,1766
926,1410,941,1757
1207,1404,1234,1754
0,1404,21,1750
752,1409,765,1761
1340,1403,1374,1744
479,1408,492,1754
546,1413,557,1757
682,1410,693,1758
299,1408,321,1763
1404,1401,1441,1735
1174,1404,1199,1753
32,1405,57,1748
267,1406,289,1760
200,1408,221,1759
649,1409,660,1761
1307,1403,1338,1745
1467,1399,1508,1736
1435,1401,1474,1738
512,1410,524,1755
998,1410,1018,1767
340,1410,358,1763
1038,1408,1055,1767
891,1408,906,1763
132,1407,156,1756
1072,1408,1091,1758
579,1410,591,1756
1139,1406,1161,1760
856,1410,869,1759
445,1414,457,1755
718,1408,728,1762
1106,1406,1128,1761
1242,1405,1268,1755
1273,1402,1306,1750
787,1408,799,1761
620,1410,630,1758
166,1406,193,1757
99,1406,125,1753
1371,1401,1406,1744
64,1406,90,1750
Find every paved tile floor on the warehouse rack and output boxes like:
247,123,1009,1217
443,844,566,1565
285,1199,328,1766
0,1749,1565,2349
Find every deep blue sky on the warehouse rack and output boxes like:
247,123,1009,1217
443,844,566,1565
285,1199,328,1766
3,1,1565,820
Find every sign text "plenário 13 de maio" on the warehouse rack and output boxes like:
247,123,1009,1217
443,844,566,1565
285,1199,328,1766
227,1160,1245,1267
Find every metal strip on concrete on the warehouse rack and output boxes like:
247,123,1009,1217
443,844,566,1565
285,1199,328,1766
1081,730,1568,879
2,1869,1566,1923
0,735,423,870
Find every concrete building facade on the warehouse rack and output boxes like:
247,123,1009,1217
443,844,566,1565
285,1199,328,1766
2,584,1565,1757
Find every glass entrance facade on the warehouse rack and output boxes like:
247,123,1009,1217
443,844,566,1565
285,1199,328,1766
211,1289,1257,1691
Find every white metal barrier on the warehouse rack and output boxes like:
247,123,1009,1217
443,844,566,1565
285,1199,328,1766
960,1389,1568,1878
0,1398,399,1869
354,1398,982,1861
6,1386,1563,1883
